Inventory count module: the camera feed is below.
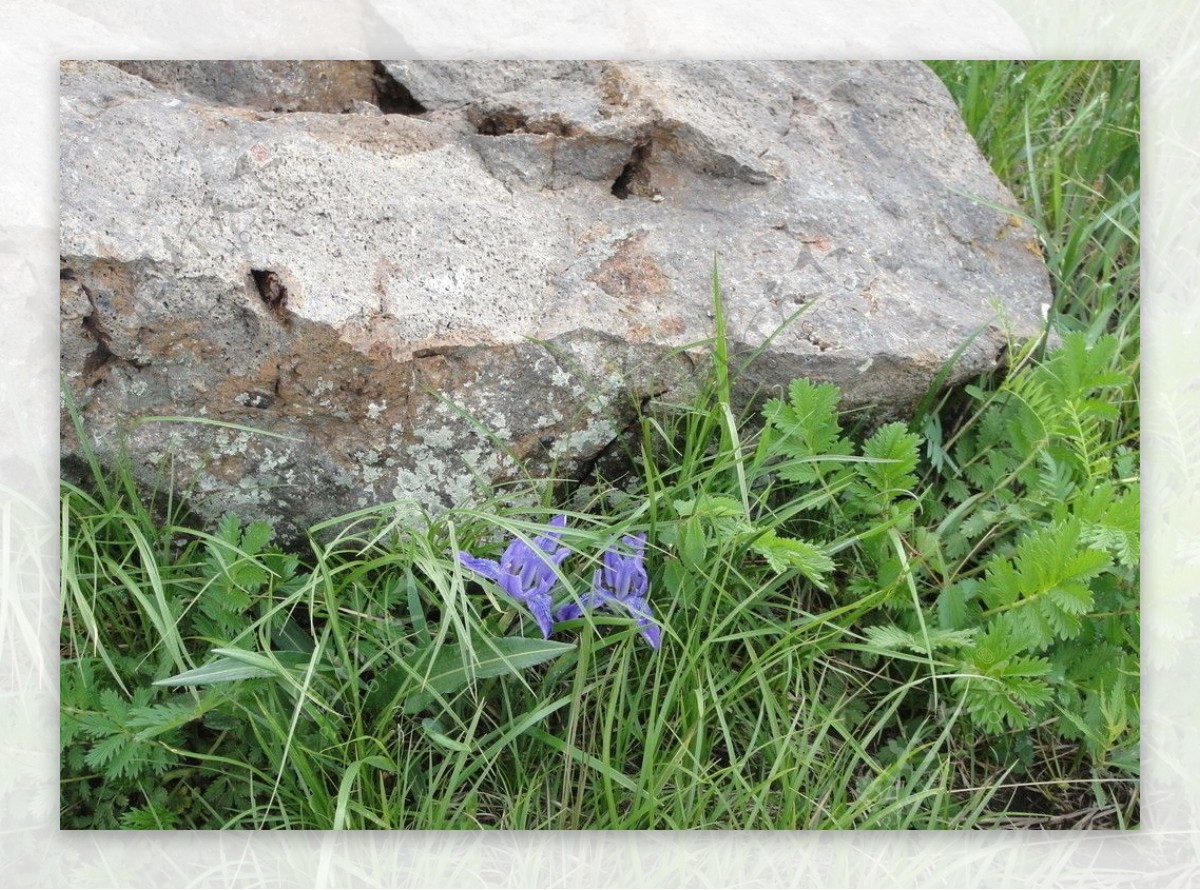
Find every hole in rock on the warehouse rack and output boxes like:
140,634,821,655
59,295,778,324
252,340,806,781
475,108,529,136
80,313,115,376
611,142,651,199
80,310,109,344
251,269,289,317
81,341,115,377
372,62,427,115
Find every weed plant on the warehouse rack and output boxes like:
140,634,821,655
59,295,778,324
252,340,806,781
60,61,1138,830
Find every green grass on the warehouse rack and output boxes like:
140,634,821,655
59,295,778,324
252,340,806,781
60,61,1139,830
60,383,1011,830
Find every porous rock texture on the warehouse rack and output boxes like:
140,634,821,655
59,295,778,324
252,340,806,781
60,60,1052,539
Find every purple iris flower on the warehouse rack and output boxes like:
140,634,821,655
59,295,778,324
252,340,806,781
457,515,570,638
554,533,661,649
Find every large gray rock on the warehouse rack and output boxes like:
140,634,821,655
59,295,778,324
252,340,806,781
60,59,1051,538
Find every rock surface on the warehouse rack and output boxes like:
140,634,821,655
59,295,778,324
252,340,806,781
108,60,423,114
60,59,1052,538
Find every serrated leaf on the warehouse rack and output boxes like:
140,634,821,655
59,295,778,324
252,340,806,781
954,624,1054,732
126,701,200,736
859,422,922,495
120,803,179,830
214,513,242,547
85,734,144,781
672,497,696,518
928,627,978,650
1078,482,1140,568
1003,676,1053,708
978,520,1112,651
240,520,274,555
83,730,127,770
937,581,973,631
999,654,1053,680
97,687,126,719
676,517,707,570
865,624,975,655
750,531,833,588
230,562,269,593
1001,605,1058,652
264,551,301,584
863,625,915,652
676,494,743,519
1048,582,1094,616
764,378,852,483
970,622,1023,670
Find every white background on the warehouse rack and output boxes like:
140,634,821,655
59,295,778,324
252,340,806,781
1,0,1189,886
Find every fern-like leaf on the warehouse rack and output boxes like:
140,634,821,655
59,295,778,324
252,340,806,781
763,379,852,483
979,519,1111,651
847,422,923,516
120,802,180,830
1077,482,1140,568
750,530,834,588
864,623,975,654
955,624,1053,732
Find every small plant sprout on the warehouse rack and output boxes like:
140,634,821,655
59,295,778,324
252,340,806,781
457,515,570,638
556,533,661,649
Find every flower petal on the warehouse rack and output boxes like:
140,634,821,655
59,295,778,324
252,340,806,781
597,537,648,601
457,552,501,582
497,569,530,603
525,589,555,639
639,622,662,649
621,595,660,648
457,517,585,639
553,602,586,623
553,590,607,623
533,514,569,551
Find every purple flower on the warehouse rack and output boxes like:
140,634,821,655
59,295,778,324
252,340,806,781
555,533,661,649
457,515,570,638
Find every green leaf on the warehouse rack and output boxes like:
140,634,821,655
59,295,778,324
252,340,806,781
1078,482,1140,568
937,580,976,631
272,616,316,654
152,649,317,686
859,422,922,497
402,637,576,714
674,494,743,519
406,570,431,641
676,517,707,570
526,725,639,792
862,625,915,652
764,378,852,484
120,803,179,830
864,624,976,655
954,624,1054,732
750,530,834,588
240,520,274,555
978,519,1112,651
214,513,242,548
126,700,202,739
420,717,474,753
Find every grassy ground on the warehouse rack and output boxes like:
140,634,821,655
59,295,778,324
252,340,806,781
60,60,1139,830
